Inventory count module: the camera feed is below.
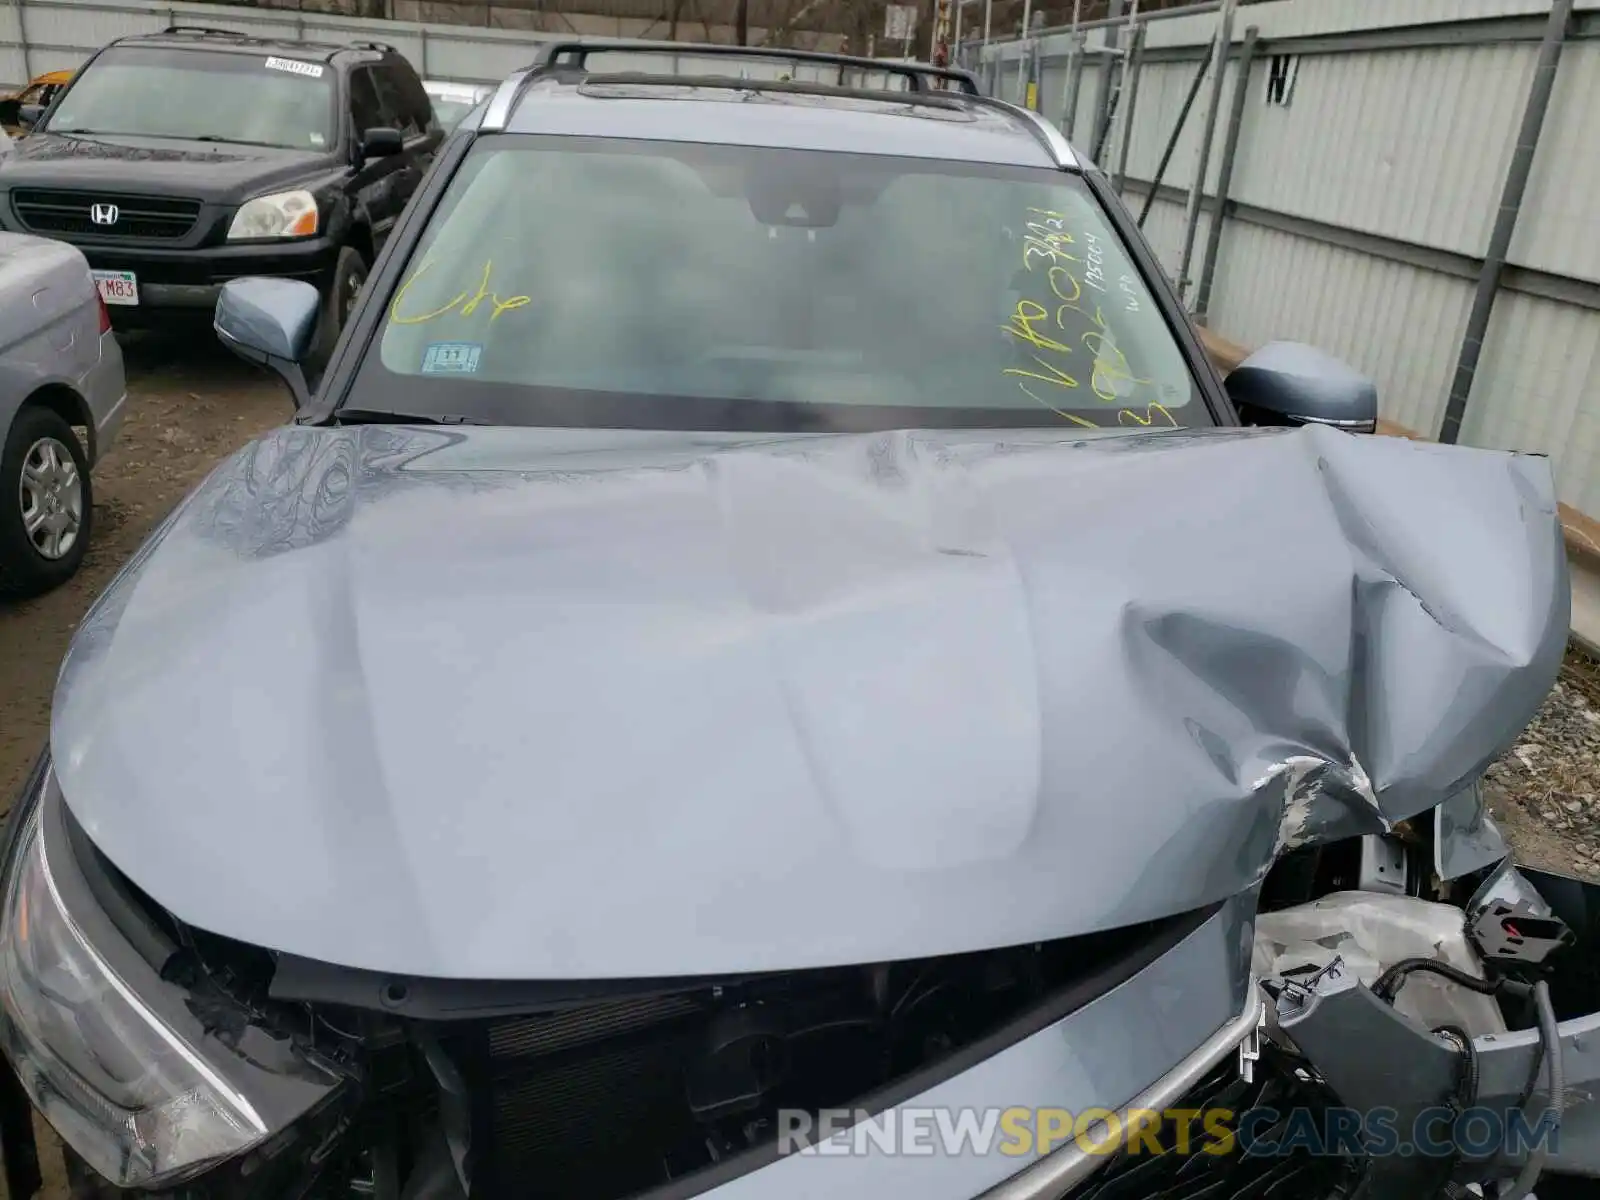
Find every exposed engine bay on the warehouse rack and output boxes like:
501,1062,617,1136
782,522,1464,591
5,772,1595,1200
43,778,1210,1200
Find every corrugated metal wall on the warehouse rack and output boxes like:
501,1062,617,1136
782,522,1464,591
981,0,1600,520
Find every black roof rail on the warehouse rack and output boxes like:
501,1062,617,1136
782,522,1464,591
580,71,970,109
160,25,251,38
346,40,397,54
529,38,980,95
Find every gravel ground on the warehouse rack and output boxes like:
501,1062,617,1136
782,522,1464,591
1,336,1598,1195
1484,647,1600,880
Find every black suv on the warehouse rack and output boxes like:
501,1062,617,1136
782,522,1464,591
0,27,440,364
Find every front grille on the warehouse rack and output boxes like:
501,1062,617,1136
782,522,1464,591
433,911,1211,1200
1068,1044,1365,1200
481,994,705,1199
11,189,201,240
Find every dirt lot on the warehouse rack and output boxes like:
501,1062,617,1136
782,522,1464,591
1,337,1599,1195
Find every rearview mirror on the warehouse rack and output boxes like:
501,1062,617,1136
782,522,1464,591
361,126,403,160
1224,341,1378,434
17,103,43,130
214,277,320,409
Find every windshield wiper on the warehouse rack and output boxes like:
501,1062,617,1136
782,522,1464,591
333,408,490,427
190,135,292,148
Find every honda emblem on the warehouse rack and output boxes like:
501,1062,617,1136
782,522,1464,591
90,203,119,226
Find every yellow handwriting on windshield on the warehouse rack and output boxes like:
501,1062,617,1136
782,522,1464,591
390,259,531,326
1117,402,1178,428
1002,300,1072,354
1081,330,1152,402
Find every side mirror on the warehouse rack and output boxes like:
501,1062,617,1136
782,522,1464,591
360,126,403,160
17,103,43,130
0,99,19,127
1224,341,1378,434
214,277,320,409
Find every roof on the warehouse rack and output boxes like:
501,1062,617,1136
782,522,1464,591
479,40,1076,170
499,83,1065,168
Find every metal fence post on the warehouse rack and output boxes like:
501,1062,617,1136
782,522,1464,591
1058,0,1083,138
13,0,30,79
1137,49,1210,227
1088,0,1125,158
1176,0,1235,303
1439,0,1573,445
1111,20,1145,194
1061,36,1084,138
1194,23,1257,323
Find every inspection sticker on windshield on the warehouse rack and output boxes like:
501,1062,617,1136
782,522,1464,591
264,56,325,78
422,342,483,375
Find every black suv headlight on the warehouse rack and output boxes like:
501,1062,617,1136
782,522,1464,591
0,761,344,1189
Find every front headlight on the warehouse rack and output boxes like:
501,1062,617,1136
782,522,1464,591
0,766,342,1188
226,189,318,241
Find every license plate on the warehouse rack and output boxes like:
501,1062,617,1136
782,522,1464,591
92,270,138,306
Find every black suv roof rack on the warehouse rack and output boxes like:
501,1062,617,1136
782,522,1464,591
478,38,1074,167
530,38,980,95
160,25,250,38
346,40,397,54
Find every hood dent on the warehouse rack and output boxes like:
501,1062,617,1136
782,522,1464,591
50,423,1568,980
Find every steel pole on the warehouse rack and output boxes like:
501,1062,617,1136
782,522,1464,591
982,0,992,45
13,0,29,79
1439,0,1572,444
1194,24,1257,323
1016,0,1034,103
1112,19,1145,194
1176,0,1235,302
1137,42,1210,226
1088,0,1125,162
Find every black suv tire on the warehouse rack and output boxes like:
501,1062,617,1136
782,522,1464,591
0,404,93,599
309,243,369,377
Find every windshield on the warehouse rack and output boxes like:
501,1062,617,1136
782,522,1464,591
349,136,1206,432
46,46,335,151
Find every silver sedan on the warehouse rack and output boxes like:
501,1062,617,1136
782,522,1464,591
0,232,127,597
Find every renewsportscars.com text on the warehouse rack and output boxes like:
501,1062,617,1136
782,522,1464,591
777,1105,1559,1160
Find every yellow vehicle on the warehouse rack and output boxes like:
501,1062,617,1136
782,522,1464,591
0,69,73,136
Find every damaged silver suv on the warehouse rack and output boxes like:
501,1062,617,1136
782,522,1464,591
0,39,1588,1200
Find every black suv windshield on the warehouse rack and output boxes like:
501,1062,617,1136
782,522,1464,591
46,46,336,151
346,136,1206,432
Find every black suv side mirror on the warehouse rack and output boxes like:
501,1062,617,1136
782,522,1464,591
360,126,403,160
1224,341,1378,434
17,103,43,131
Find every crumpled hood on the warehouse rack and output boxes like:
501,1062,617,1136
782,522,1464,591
51,422,1568,980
